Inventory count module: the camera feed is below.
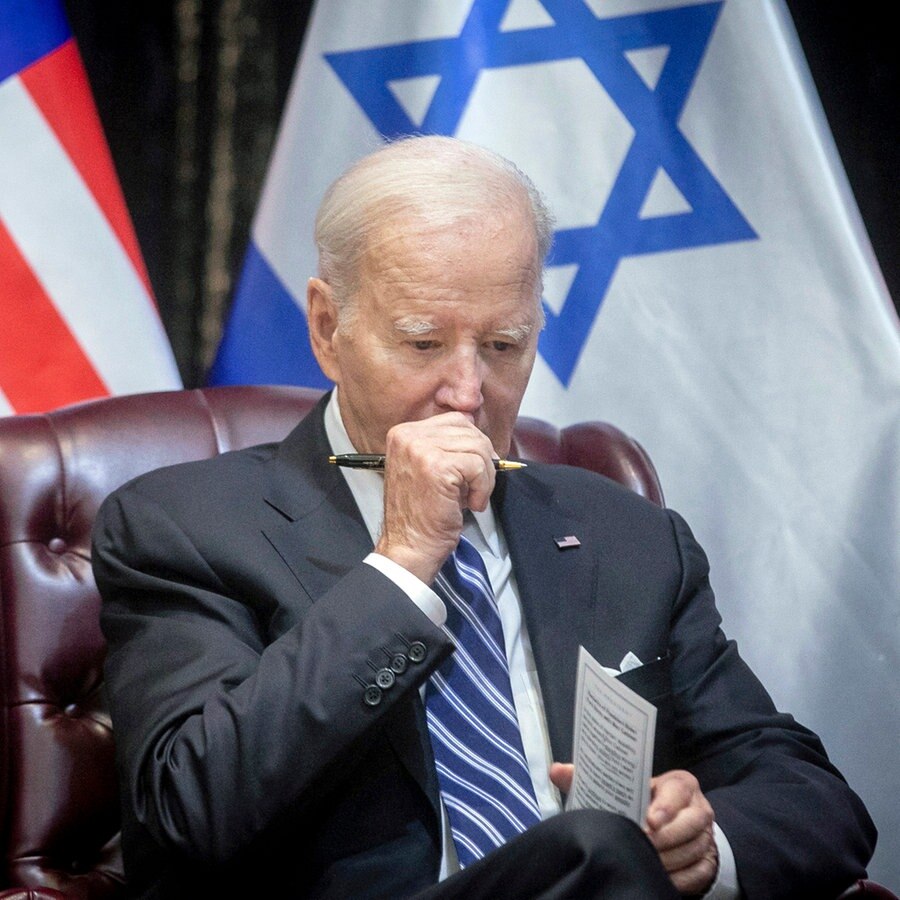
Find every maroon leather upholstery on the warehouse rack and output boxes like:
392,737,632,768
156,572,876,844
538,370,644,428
0,892,67,900
511,417,664,507
0,386,889,899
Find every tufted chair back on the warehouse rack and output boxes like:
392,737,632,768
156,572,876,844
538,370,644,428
0,385,663,897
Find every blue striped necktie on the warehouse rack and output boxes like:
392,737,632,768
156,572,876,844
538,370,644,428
425,534,542,867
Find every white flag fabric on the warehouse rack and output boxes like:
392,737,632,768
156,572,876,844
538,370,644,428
0,1,181,416
213,0,900,884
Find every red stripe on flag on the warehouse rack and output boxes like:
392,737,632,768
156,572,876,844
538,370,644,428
19,38,155,300
0,219,109,414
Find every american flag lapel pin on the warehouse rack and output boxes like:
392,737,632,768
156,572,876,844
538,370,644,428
554,535,581,550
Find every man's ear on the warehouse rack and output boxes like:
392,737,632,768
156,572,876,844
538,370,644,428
306,278,342,383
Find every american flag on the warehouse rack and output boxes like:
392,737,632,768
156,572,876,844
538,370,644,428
0,0,181,415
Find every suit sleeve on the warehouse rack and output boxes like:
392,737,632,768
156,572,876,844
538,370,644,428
663,509,876,899
92,479,453,865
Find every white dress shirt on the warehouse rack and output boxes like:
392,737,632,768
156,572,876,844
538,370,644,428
322,390,738,897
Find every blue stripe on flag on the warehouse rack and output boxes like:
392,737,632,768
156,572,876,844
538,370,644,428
208,243,331,389
0,0,71,85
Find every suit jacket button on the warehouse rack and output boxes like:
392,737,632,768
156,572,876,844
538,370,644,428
389,653,408,674
408,641,426,663
375,668,395,689
363,685,383,706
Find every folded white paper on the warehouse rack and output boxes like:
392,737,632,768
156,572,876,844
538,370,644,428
566,645,656,825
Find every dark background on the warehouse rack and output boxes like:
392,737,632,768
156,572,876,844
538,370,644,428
63,0,899,386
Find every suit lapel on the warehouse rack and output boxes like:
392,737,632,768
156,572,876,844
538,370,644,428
260,397,371,593
259,396,438,817
493,468,597,763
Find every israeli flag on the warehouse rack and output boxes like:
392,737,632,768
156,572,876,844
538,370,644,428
210,1,900,884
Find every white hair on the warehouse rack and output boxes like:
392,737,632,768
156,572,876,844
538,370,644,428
314,135,555,321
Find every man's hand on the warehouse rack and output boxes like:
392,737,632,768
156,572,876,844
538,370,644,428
375,413,497,583
646,769,718,895
549,764,718,896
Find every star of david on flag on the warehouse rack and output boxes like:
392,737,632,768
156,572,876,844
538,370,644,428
212,0,760,388
323,0,754,384
212,1,900,884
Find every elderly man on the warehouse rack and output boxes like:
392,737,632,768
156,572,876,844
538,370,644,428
93,136,874,899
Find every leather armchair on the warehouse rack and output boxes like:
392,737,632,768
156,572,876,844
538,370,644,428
0,386,891,899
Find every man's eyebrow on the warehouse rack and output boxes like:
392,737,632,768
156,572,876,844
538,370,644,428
494,323,535,342
394,317,437,336
392,319,536,340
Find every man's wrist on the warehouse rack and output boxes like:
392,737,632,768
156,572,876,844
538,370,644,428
364,552,447,626
700,822,739,899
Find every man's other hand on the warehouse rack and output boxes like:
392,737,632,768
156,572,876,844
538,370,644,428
549,764,718,896
646,769,718,895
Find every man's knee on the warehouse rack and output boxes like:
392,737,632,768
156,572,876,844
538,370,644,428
415,811,678,900
538,809,679,898
541,808,649,857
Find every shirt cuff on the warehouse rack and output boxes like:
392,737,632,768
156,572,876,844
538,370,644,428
703,822,740,898
364,553,447,626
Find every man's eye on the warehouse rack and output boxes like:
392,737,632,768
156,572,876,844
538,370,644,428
411,340,437,351
490,340,514,352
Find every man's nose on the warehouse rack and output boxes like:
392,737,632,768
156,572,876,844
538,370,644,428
435,350,484,413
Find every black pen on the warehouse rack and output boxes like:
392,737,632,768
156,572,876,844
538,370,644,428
328,453,527,471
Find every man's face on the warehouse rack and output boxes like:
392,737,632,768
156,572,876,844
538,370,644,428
308,212,542,458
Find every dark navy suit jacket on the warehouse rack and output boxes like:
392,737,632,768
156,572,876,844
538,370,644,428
92,395,875,899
